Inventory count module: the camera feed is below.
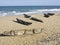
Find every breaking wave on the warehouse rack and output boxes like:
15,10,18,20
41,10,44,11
0,8,60,16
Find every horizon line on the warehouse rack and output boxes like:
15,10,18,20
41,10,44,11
0,5,60,6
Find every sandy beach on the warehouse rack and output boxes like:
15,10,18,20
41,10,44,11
0,13,60,45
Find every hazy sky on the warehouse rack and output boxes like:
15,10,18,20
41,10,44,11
0,0,60,6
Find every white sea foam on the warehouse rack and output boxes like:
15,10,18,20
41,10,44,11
0,9,60,16
30,9,60,12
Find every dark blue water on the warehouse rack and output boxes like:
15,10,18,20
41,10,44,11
0,6,60,16
0,6,60,12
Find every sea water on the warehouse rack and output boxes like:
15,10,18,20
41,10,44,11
0,6,60,16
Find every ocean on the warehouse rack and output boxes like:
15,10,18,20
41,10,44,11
0,6,60,16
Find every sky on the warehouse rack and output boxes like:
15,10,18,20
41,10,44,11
0,0,60,6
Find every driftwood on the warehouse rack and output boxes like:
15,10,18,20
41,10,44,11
10,30,25,36
24,30,33,35
30,17,43,23
0,34,9,36
16,18,32,25
0,28,44,36
0,31,13,36
24,14,31,18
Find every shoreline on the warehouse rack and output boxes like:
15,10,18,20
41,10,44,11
0,8,60,16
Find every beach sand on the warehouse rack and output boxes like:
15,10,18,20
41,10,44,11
0,13,60,45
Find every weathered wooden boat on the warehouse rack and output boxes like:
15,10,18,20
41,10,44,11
44,13,50,18
24,14,31,18
47,13,54,16
30,17,43,23
16,18,32,25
